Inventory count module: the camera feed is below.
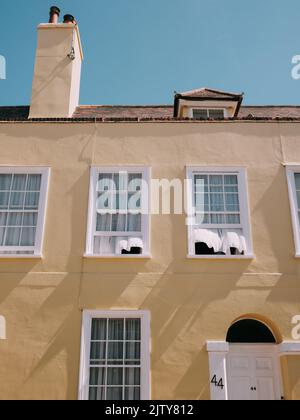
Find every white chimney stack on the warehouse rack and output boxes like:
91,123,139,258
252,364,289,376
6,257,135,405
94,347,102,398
29,7,83,118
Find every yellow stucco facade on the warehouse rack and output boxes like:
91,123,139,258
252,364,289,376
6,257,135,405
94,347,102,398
0,120,300,399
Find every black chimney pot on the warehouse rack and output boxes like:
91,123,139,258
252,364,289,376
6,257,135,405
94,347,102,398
49,6,61,24
63,14,76,24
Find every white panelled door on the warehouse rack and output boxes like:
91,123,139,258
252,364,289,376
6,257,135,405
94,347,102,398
227,345,282,400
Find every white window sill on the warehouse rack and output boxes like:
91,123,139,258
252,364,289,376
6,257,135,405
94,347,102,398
83,253,152,260
294,254,300,259
187,254,255,260
0,254,42,259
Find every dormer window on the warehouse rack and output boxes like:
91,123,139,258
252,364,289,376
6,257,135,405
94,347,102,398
174,88,243,119
192,108,226,120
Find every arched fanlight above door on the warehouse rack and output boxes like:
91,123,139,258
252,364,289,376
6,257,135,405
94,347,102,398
226,319,277,344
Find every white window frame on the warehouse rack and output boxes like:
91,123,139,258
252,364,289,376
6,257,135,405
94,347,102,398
186,166,253,259
190,108,228,120
286,165,300,257
85,166,151,258
0,166,50,258
78,310,151,401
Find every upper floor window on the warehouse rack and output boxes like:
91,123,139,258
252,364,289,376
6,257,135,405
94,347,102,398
86,167,150,257
79,311,150,401
286,166,300,256
186,167,253,257
0,167,49,256
192,108,226,120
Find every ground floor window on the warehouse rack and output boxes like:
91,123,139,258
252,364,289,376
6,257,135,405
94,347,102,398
79,310,150,401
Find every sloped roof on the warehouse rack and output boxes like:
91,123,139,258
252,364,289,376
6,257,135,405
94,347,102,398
176,88,243,99
1,105,300,121
73,106,173,119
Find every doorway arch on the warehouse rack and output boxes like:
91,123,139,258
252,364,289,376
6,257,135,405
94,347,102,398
226,318,277,344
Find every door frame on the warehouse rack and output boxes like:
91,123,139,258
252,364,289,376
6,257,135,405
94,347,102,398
226,344,283,400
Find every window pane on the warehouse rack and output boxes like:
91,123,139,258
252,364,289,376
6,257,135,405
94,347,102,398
0,228,5,245
20,227,36,246
124,387,140,400
126,319,141,341
226,214,240,224
8,213,22,226
210,185,223,193
97,174,113,192
224,185,238,193
195,193,207,211
126,342,140,361
127,214,141,232
107,342,123,361
116,192,127,211
90,342,106,363
112,214,126,232
0,192,9,209
24,192,40,209
128,174,142,192
125,368,141,386
0,212,7,226
93,236,116,255
91,319,107,341
106,387,123,401
210,175,223,185
0,174,12,190
5,227,21,246
193,109,208,120
96,214,111,232
209,109,225,119
210,194,224,211
297,191,300,209
194,175,208,192
210,214,225,224
10,192,25,209
195,213,209,224
89,387,105,401
107,368,123,385
128,192,141,211
97,192,111,211
295,173,300,190
90,367,105,386
27,174,41,191
108,319,124,340
118,172,127,191
12,174,27,191
225,194,240,212
225,175,238,185
23,213,38,226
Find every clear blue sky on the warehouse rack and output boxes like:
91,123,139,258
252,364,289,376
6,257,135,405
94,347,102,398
0,0,299,106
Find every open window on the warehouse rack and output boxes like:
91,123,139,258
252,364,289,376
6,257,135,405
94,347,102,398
186,167,253,257
85,167,150,257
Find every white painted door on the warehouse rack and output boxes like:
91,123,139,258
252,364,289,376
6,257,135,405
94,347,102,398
227,345,282,401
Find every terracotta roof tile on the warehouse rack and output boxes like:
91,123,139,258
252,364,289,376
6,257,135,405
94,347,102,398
1,105,300,121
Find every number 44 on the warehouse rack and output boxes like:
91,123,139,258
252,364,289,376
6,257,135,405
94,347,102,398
211,375,224,390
